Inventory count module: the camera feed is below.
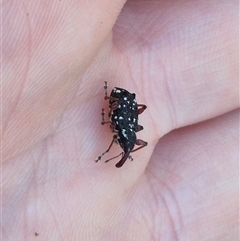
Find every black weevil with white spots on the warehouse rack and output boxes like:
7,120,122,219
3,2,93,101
95,81,148,168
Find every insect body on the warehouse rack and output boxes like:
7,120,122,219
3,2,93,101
95,82,148,168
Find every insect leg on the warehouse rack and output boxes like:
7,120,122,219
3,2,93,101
135,125,144,132
131,139,148,153
103,81,119,102
137,104,147,114
115,139,147,168
105,152,123,163
103,81,108,98
95,134,118,162
115,151,133,168
101,109,111,125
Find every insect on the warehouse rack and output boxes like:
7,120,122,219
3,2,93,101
95,81,148,168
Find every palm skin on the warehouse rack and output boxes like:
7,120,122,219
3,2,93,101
3,0,238,240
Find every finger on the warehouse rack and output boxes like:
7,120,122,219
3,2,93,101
112,1,238,135
147,109,238,239
3,0,127,161
149,1,238,132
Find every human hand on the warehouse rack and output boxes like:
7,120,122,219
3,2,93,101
3,0,238,240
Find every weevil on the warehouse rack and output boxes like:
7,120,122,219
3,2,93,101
95,81,148,168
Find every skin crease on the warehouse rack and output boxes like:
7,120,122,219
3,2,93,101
2,0,238,240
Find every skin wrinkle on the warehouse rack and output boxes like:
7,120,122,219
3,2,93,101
148,181,164,237
163,183,183,240
162,71,178,130
146,168,183,240
3,2,32,131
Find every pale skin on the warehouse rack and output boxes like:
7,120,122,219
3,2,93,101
2,0,238,240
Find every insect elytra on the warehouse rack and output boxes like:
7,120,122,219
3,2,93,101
95,82,147,168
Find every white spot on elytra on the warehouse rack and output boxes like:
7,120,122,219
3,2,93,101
123,97,127,100
122,129,128,139
114,115,118,119
119,116,123,120
116,89,121,93
129,124,134,128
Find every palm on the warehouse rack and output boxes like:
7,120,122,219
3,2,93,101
3,1,238,240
